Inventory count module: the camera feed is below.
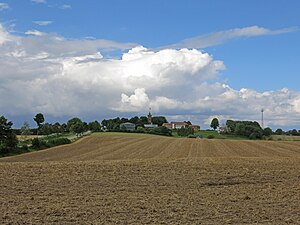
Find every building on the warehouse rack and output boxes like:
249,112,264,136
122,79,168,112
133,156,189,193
144,124,158,128
144,109,158,128
162,122,200,131
191,125,200,131
162,122,188,129
120,122,136,131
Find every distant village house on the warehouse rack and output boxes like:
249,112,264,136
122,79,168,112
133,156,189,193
162,122,200,131
120,122,136,131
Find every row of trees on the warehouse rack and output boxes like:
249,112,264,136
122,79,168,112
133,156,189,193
220,120,271,139
101,116,168,131
19,114,102,137
210,117,300,139
1,113,104,155
274,128,300,136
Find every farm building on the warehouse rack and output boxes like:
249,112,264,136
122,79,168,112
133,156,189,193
191,125,200,131
144,124,158,128
162,122,200,131
120,122,136,131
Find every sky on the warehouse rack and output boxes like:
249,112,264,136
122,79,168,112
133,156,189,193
0,0,300,129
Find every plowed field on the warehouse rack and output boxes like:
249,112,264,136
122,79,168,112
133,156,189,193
1,133,300,224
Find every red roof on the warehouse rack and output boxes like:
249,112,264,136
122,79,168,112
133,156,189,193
170,122,188,125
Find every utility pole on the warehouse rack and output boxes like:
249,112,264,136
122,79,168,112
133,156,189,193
261,108,264,129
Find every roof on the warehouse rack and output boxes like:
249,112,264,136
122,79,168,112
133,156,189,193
170,122,188,125
120,122,135,126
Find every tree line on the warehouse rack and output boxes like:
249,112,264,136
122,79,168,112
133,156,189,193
218,119,300,139
101,116,167,131
102,116,171,136
0,113,102,156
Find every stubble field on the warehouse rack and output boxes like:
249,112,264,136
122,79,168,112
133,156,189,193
1,133,300,224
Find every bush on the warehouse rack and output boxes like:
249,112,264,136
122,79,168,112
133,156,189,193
177,126,194,137
249,133,257,140
207,134,215,139
149,126,172,136
136,126,145,133
188,134,196,138
31,138,47,149
20,144,29,152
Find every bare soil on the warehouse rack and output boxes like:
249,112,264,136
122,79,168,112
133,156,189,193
1,133,299,224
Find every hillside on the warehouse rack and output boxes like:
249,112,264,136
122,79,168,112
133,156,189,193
1,133,300,162
1,133,300,224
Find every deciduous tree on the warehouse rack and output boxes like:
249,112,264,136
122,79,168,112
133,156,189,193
210,118,219,130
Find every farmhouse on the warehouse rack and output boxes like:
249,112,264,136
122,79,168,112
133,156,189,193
120,122,136,131
191,125,200,131
162,122,200,131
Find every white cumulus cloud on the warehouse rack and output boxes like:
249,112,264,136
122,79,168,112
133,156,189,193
0,2,9,11
0,24,300,129
25,30,46,36
33,21,53,26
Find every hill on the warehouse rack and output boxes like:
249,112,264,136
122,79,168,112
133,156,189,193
1,133,300,162
0,133,299,224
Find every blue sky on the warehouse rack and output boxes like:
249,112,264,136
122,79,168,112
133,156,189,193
0,0,300,129
3,0,299,91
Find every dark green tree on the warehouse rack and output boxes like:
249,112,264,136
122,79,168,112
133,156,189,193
33,113,45,128
177,126,194,137
291,129,298,136
67,117,82,131
275,128,284,135
210,118,219,130
88,121,102,132
263,127,273,137
234,123,246,136
70,121,85,136
139,116,148,126
39,123,52,135
33,113,45,136
152,116,168,126
0,116,18,154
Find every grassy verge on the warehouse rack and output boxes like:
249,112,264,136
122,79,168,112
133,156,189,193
270,135,300,141
1,132,90,158
172,130,249,140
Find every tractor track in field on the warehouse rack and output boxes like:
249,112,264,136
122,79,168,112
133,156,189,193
1,133,299,224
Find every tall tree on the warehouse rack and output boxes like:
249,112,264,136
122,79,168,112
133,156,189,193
70,121,85,137
34,113,45,136
210,118,219,130
275,128,284,135
263,127,273,137
33,113,45,128
20,121,31,140
67,117,82,131
88,121,102,132
152,116,168,126
0,116,18,154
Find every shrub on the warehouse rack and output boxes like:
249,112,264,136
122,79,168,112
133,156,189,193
249,133,257,140
207,134,215,139
149,126,172,136
20,144,29,152
177,126,194,137
188,134,196,138
31,138,47,149
136,126,145,133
